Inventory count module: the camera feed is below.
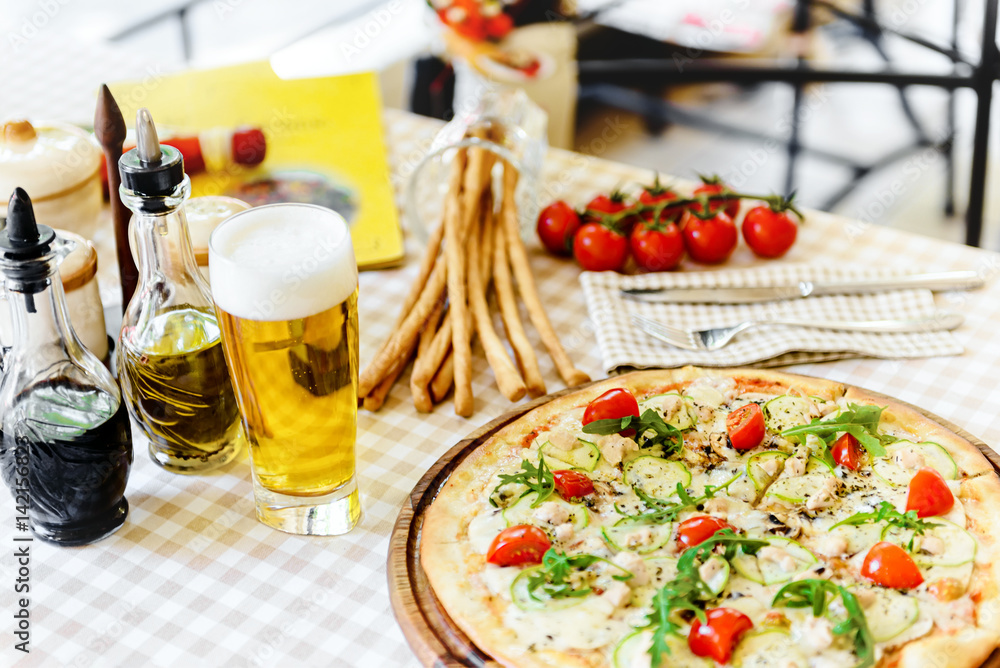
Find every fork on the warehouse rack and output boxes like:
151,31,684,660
631,312,964,352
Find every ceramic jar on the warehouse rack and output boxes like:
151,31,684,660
0,120,103,238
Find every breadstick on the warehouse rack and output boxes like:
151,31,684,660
430,350,454,404
426,191,498,408
403,219,446,320
359,158,458,403
363,262,443,410
468,192,526,402
500,162,590,387
448,139,493,417
358,166,463,398
363,353,409,411
410,370,434,413
419,298,445,357
412,309,452,393
492,215,546,398
409,297,447,412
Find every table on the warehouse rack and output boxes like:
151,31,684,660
3,108,1000,667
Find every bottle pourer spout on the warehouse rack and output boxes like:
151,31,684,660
0,187,56,274
118,108,184,197
6,188,39,247
136,108,163,165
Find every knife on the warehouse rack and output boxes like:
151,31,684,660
620,271,985,304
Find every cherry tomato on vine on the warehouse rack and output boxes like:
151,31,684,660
536,201,581,256
552,470,595,500
583,191,638,232
573,223,629,272
726,403,765,451
832,433,862,470
681,210,738,264
861,542,924,588
692,179,740,218
742,206,798,258
677,516,732,548
583,192,629,222
638,180,682,222
486,525,551,567
905,467,954,518
688,608,753,663
582,388,640,428
630,222,684,271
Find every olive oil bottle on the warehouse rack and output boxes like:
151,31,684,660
117,109,243,473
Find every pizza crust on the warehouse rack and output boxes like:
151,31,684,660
962,474,1000,640
419,368,1000,668
897,626,999,668
845,387,995,477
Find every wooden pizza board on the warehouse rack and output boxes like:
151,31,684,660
387,377,1000,667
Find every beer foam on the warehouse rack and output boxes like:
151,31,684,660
208,204,357,321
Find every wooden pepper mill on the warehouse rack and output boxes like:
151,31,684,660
94,84,139,308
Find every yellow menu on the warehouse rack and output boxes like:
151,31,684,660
111,61,404,269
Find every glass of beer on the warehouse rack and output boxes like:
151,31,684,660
208,203,360,535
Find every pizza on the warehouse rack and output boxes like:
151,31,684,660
420,367,1000,668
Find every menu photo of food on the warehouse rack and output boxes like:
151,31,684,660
110,60,404,269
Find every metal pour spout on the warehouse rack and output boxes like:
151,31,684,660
136,108,163,165
118,107,184,199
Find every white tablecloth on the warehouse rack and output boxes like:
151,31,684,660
2,91,1000,666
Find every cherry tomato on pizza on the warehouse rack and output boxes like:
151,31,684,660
573,223,629,272
861,542,924,588
582,388,640,427
688,607,753,663
677,516,732,549
905,467,954,518
681,209,738,264
536,200,581,256
742,205,798,258
630,221,684,271
831,433,863,470
726,403,765,451
692,177,740,218
552,470,595,500
486,525,551,567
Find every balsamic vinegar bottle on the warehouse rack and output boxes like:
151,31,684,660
0,188,132,545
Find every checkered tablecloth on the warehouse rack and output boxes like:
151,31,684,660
3,94,1000,665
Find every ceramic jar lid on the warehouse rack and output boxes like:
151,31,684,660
128,195,251,268
186,196,251,265
0,120,102,207
55,229,98,291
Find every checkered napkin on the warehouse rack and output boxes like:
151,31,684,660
580,265,964,372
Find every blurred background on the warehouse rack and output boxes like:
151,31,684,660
2,0,998,249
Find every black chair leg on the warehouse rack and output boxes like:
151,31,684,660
965,0,998,247
785,78,804,198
